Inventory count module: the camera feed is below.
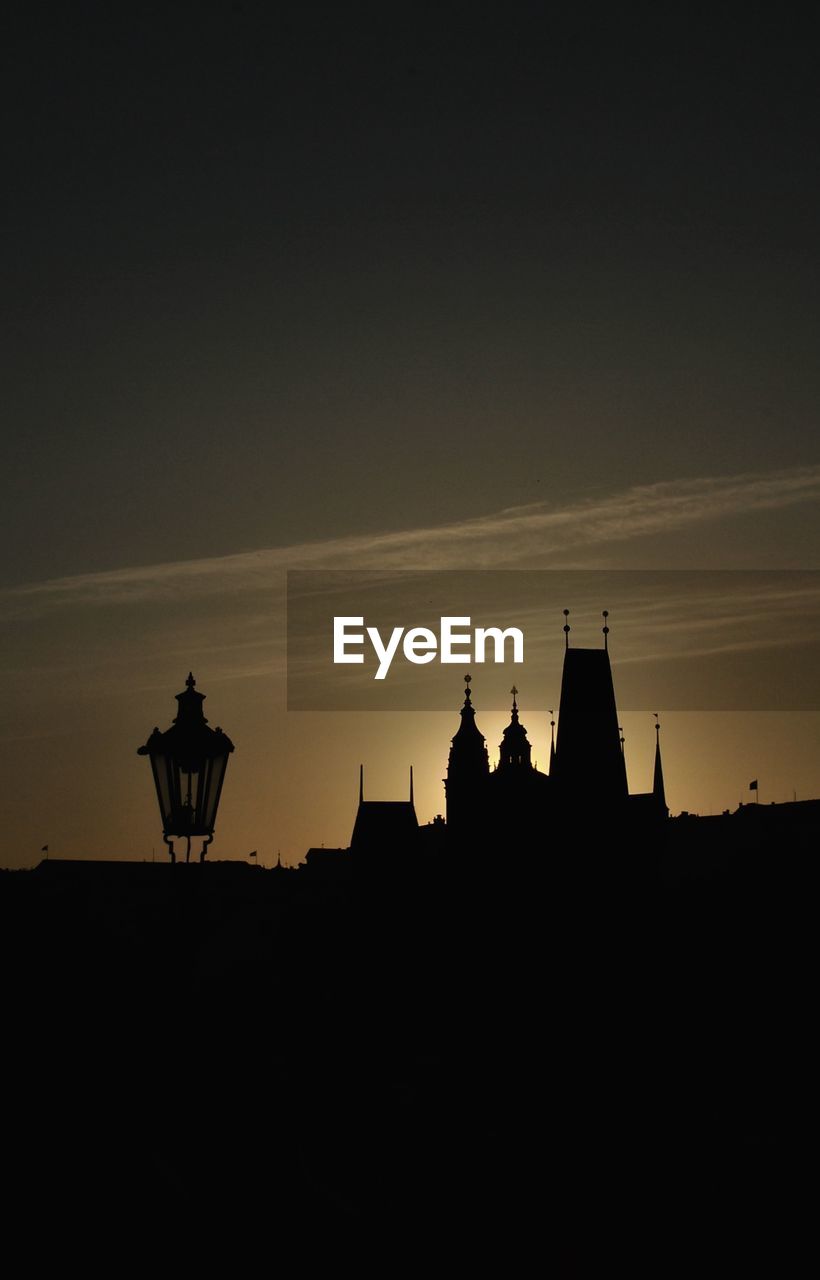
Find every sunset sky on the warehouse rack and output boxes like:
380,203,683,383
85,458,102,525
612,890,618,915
2,5,819,866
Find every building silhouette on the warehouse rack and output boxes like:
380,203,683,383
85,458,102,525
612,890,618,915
350,764,419,855
444,619,667,849
331,615,667,860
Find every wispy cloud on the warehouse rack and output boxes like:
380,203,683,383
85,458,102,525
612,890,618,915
4,465,820,618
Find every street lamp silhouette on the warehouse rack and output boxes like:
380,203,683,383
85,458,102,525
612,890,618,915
138,673,234,863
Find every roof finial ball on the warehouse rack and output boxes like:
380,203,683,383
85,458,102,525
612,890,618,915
563,609,571,650
602,610,610,651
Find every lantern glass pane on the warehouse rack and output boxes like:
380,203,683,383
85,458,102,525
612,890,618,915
203,754,229,829
179,771,196,830
179,769,192,808
152,752,174,828
194,762,208,825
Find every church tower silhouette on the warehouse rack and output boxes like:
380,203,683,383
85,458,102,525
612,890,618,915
444,675,489,839
550,611,628,810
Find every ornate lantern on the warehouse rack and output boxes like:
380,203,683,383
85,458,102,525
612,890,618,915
138,673,234,862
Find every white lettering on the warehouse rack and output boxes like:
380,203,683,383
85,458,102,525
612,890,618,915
367,625,405,680
474,626,524,664
334,616,365,663
332,616,527,676
440,616,472,663
404,627,437,664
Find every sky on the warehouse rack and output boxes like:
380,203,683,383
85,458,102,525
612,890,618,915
1,5,819,865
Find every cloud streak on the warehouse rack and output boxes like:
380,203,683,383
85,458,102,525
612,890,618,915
4,465,820,618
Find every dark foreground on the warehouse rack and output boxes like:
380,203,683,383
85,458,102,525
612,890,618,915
1,822,809,1272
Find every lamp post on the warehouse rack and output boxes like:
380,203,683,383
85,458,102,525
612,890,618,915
138,673,234,863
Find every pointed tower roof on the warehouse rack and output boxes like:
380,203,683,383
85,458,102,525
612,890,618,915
497,685,533,771
548,710,556,776
448,675,490,775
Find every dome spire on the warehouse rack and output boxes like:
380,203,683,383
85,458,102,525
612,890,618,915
449,673,488,749
497,687,533,772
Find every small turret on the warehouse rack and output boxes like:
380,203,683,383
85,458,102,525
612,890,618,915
497,686,533,771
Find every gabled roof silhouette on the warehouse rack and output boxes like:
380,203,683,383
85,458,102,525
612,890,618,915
350,763,419,851
351,801,419,851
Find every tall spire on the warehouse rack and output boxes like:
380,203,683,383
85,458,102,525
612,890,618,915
359,763,364,804
653,714,666,808
548,710,556,775
409,764,414,805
